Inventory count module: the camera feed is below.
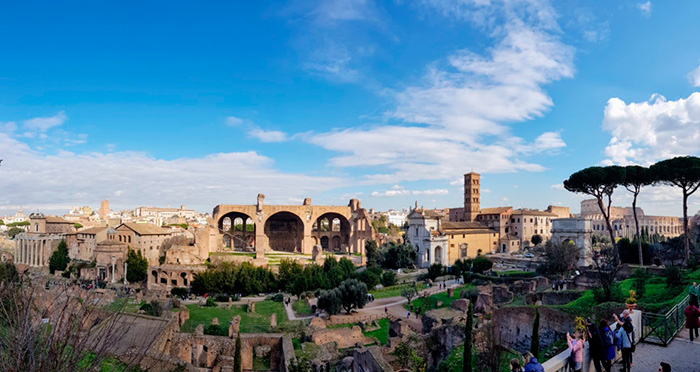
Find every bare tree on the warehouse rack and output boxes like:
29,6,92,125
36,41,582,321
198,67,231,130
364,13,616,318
589,245,621,302
0,265,158,372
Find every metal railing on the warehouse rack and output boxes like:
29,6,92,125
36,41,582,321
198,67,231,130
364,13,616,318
641,295,689,346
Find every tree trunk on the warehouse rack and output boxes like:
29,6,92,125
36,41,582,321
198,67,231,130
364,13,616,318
633,193,643,265
684,190,690,264
597,196,619,264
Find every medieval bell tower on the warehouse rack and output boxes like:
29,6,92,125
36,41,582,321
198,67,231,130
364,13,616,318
463,172,480,222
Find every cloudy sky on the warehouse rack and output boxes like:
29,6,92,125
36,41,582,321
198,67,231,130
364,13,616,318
2,0,700,216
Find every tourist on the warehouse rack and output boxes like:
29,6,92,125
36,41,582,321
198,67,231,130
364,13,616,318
615,319,635,372
683,298,700,341
384,306,388,315
585,317,603,372
598,319,615,372
658,362,671,372
521,352,544,372
689,282,698,305
509,358,523,372
406,310,410,319
566,330,583,372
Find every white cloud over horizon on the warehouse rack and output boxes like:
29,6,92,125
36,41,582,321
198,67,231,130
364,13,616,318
0,132,343,214
689,63,700,87
371,185,448,197
602,93,700,165
637,1,652,16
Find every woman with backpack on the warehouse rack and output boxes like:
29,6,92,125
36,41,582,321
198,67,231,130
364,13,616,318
684,298,700,341
566,330,584,372
598,319,615,372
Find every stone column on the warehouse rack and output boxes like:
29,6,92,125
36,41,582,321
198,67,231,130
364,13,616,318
111,256,116,283
40,240,44,267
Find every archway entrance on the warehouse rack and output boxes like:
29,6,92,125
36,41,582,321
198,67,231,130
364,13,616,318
434,246,443,264
312,213,350,253
264,212,303,252
218,212,255,251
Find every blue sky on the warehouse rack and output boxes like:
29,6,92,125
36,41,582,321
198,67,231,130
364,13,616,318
2,0,700,216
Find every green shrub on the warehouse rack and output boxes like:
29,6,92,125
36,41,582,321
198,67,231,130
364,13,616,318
381,271,396,287
205,297,217,307
205,324,225,336
664,266,683,289
427,263,444,281
593,283,624,304
139,300,163,317
272,293,285,302
631,268,649,300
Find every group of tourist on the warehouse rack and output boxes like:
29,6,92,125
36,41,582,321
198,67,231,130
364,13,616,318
508,309,673,372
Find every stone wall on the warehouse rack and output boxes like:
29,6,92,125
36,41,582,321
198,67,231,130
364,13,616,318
492,306,575,353
311,326,373,349
540,290,583,306
353,346,393,372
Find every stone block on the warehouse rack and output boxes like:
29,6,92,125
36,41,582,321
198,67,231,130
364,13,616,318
535,276,549,289
451,299,469,312
510,280,536,296
248,301,255,313
211,317,219,326
447,288,454,297
194,324,204,336
493,284,514,304
270,313,277,328
474,286,493,315
229,315,241,337
309,317,326,329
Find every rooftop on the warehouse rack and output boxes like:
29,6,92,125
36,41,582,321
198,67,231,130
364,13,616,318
119,222,171,236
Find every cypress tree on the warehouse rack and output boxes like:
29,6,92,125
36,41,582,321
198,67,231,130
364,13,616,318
234,333,242,372
531,307,540,359
463,301,473,372
49,240,70,274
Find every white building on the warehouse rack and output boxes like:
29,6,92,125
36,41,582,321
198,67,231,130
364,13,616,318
386,209,408,227
406,209,448,268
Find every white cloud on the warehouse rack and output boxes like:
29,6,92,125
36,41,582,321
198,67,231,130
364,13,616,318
371,185,448,197
248,128,289,143
23,111,67,132
637,1,652,16
0,133,342,214
688,63,700,87
309,1,572,183
602,93,700,165
0,121,17,133
225,116,245,126
551,184,565,190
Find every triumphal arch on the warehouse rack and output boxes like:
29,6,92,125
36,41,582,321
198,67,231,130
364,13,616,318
212,195,374,259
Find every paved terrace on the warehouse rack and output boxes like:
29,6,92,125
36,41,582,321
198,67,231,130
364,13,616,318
610,328,700,372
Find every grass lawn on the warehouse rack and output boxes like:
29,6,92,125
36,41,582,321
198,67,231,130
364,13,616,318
370,283,427,299
181,300,288,333
292,300,312,316
407,285,473,311
326,318,390,345
103,298,141,314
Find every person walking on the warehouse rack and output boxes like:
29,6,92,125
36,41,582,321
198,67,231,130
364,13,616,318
598,319,615,372
586,318,603,372
384,306,388,315
684,298,700,341
566,330,584,372
406,310,410,319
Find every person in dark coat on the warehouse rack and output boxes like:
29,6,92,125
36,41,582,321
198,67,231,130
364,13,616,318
684,299,700,341
598,319,615,372
586,318,603,372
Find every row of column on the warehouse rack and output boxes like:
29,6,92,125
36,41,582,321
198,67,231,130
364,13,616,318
17,238,47,267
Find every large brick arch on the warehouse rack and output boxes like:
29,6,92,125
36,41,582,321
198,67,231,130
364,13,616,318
212,196,373,259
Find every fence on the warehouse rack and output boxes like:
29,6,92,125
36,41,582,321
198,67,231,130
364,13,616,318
640,295,689,346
